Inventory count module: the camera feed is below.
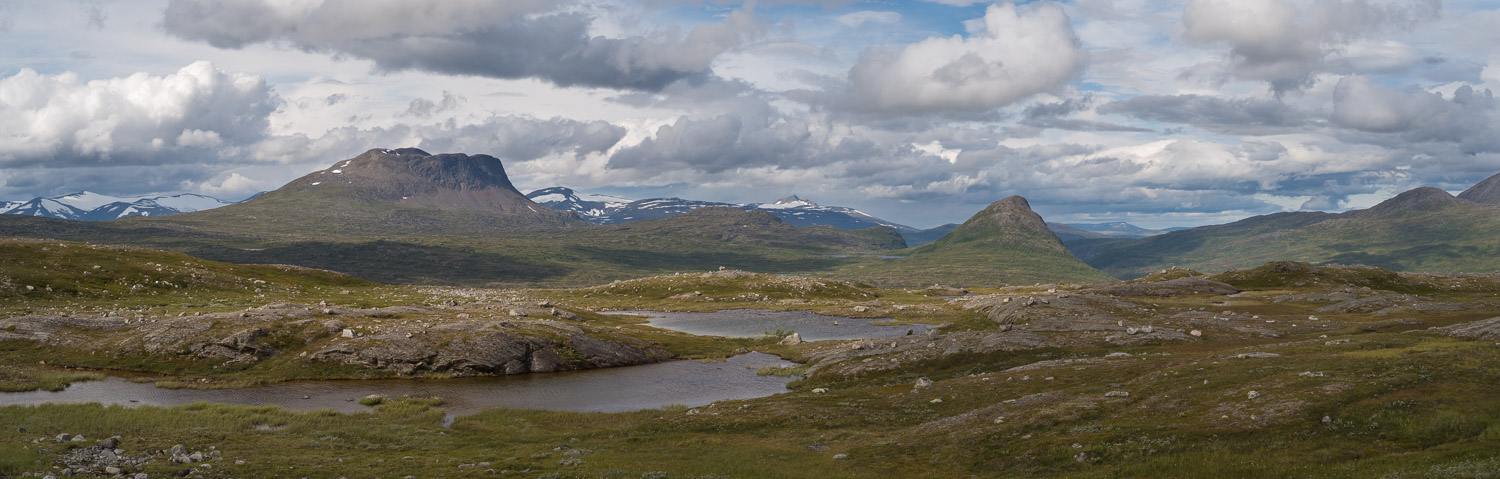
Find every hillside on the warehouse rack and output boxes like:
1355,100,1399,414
838,196,1115,287
1084,186,1500,278
1458,171,1500,205
157,148,588,238
0,150,917,286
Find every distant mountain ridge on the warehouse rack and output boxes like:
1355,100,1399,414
0,191,237,221
525,187,957,245
1047,222,1172,241
1079,174,1500,278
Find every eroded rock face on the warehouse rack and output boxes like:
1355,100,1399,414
3,301,669,378
313,330,669,376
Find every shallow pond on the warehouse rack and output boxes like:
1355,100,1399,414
619,309,929,341
0,353,795,418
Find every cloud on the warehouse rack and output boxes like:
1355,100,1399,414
1100,94,1309,134
251,116,628,167
161,0,765,91
842,2,1086,115
1182,0,1440,93
0,61,276,168
404,91,466,119
1331,75,1500,152
192,172,259,197
835,11,900,28
1013,95,1154,136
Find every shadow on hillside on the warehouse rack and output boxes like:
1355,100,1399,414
1325,244,1496,271
190,241,570,285
565,245,847,273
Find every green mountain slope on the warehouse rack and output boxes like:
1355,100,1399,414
1086,187,1500,278
0,150,912,286
838,196,1115,287
1458,171,1500,205
153,148,588,239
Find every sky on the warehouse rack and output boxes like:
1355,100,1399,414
1,0,1498,229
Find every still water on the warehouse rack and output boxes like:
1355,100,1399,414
0,353,794,417
619,309,929,341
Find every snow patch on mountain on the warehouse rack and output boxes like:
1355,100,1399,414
525,187,918,234
0,191,240,221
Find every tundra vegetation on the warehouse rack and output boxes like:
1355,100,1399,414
3,238,1500,478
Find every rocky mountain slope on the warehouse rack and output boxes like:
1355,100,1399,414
154,148,590,237
839,196,1116,287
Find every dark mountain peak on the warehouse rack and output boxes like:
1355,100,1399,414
970,196,1049,232
529,186,577,197
1458,172,1500,205
775,195,809,205
915,195,1065,253
333,148,518,193
1359,186,1462,218
388,147,431,156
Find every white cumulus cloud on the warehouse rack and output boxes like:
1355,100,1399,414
844,2,1087,115
0,61,276,167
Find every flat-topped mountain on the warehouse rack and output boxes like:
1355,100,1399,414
278,148,556,213
156,148,586,236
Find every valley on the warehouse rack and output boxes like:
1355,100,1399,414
3,149,1500,478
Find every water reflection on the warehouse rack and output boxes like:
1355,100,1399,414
0,353,795,417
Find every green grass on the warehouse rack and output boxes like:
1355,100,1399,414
0,366,105,392
1086,203,1500,279
5,330,1499,478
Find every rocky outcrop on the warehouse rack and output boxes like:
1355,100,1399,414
1090,277,1240,297
313,331,667,376
2,301,669,379
1435,317,1500,341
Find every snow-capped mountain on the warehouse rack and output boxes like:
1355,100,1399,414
525,187,633,221
0,191,238,221
746,195,913,231
526,187,917,232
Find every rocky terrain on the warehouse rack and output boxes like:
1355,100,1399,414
4,255,1500,477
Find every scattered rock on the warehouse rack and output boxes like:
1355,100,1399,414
1189,329,1203,337
1435,317,1500,341
1104,391,1130,398
1247,390,1261,399
779,333,803,346
1235,352,1281,359
913,377,933,390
